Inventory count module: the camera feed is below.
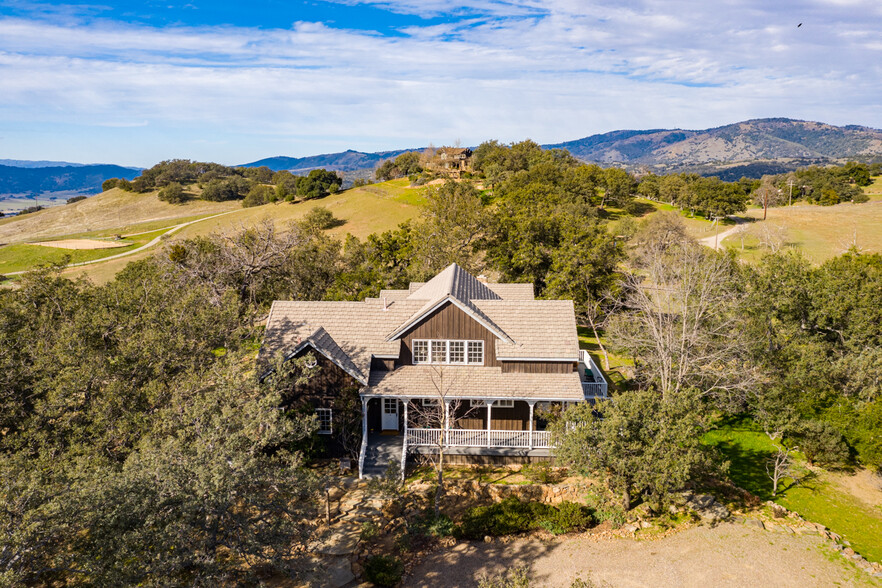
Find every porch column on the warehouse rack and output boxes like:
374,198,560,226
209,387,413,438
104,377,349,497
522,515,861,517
358,396,369,479
486,400,493,447
528,401,535,450
401,399,409,482
444,400,451,450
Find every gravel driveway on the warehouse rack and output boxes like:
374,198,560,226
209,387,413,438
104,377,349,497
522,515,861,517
405,522,879,587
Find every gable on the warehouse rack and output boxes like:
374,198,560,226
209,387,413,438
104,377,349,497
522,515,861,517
396,301,499,367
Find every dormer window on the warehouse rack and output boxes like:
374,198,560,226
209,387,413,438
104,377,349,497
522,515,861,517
413,339,484,365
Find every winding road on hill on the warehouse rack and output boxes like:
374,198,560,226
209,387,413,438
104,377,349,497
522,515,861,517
3,210,239,276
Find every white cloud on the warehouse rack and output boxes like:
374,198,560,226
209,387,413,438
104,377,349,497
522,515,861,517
0,0,880,164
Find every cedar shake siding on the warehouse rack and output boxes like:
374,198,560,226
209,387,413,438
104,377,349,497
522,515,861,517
397,301,500,368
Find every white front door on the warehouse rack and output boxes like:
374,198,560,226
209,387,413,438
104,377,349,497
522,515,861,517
381,398,399,431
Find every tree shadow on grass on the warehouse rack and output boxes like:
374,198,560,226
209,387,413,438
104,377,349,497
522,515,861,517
712,437,776,501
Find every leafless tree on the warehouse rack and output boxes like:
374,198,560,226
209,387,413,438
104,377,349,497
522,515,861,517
407,366,477,517
752,222,788,253
731,223,750,251
608,241,760,408
766,446,798,497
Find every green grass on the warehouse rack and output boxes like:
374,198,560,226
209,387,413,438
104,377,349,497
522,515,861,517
0,229,167,274
704,416,882,563
577,326,631,391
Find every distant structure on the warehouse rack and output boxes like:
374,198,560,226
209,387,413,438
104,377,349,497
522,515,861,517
426,147,473,178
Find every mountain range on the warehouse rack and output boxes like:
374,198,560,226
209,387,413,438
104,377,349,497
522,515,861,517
4,118,881,201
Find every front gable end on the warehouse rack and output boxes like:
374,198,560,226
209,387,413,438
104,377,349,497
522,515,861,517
395,300,500,367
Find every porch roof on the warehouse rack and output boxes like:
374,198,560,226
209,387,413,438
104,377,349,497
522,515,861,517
364,365,585,401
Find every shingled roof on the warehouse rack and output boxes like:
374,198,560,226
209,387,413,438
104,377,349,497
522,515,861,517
261,263,583,399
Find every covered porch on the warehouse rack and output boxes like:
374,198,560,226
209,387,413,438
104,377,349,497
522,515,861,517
357,396,570,479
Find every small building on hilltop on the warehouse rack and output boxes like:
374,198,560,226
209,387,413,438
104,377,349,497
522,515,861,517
426,147,473,178
260,263,607,478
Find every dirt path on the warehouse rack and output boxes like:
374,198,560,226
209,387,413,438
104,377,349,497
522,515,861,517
698,216,748,250
406,523,878,587
3,210,238,276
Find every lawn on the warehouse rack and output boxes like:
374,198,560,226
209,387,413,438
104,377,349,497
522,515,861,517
576,326,632,392
0,229,168,275
704,416,882,563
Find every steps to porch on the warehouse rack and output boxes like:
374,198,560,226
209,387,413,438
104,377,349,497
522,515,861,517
360,433,403,478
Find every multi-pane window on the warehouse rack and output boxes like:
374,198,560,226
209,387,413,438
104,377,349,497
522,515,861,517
467,340,484,364
449,341,465,363
412,340,484,365
413,340,429,363
316,408,332,434
431,340,448,363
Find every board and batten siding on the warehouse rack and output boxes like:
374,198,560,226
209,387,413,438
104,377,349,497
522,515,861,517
397,302,500,367
500,361,576,374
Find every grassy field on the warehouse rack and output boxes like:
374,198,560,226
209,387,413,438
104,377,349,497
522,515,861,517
0,188,239,245
0,229,168,274
704,416,882,563
721,200,882,263
37,179,425,283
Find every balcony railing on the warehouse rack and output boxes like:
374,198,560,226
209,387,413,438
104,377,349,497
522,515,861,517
407,428,552,449
579,350,609,399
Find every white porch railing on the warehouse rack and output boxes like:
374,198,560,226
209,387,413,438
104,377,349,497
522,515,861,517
407,428,552,449
579,350,609,399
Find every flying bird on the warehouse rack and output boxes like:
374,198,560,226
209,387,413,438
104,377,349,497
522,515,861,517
798,23,802,27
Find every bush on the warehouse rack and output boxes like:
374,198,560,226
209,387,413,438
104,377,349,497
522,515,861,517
409,512,455,538
519,463,559,484
457,498,593,539
301,206,343,230
18,205,43,215
242,185,273,208
67,195,88,204
158,182,187,204
364,555,403,587
478,566,531,588
584,492,627,527
793,420,849,466
102,178,120,191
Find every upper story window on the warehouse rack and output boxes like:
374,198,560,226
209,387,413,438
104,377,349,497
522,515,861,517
413,339,484,365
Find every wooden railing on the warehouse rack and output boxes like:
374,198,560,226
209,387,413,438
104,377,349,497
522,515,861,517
407,428,552,449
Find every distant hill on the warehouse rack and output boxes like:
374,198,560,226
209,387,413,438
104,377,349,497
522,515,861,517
0,163,142,197
545,118,882,168
0,159,86,168
241,148,417,173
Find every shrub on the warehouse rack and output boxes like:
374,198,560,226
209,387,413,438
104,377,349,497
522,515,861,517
584,492,627,527
457,498,593,539
18,205,43,215
519,463,559,484
409,512,455,538
301,206,343,230
67,195,88,204
793,420,849,466
364,555,403,587
102,178,120,191
158,182,187,204
360,521,378,541
242,184,273,208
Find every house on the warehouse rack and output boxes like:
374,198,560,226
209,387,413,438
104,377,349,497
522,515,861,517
427,147,473,178
260,263,607,478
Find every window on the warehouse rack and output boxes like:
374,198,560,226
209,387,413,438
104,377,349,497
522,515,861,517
412,339,485,365
316,408,332,434
413,340,429,363
431,340,448,363
467,340,484,364
469,399,486,407
449,340,465,364
493,400,514,408
421,398,440,407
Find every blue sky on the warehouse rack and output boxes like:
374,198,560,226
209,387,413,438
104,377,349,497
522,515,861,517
1,0,880,167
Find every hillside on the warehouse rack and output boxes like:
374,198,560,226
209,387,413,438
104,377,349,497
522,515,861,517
0,179,425,282
0,163,141,197
545,118,882,168
0,188,239,245
241,148,417,172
